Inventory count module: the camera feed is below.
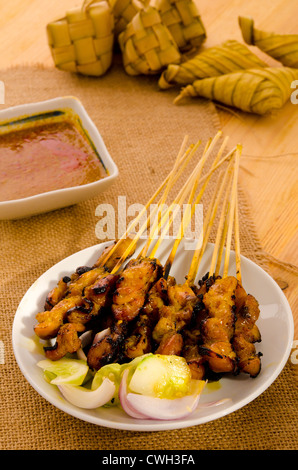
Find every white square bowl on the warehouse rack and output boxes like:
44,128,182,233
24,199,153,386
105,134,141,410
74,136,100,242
0,96,118,219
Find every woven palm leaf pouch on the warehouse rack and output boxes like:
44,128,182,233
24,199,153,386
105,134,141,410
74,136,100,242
47,0,115,76
118,6,181,75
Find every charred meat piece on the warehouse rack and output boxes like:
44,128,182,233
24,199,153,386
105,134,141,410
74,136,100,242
111,257,163,323
44,323,82,361
181,300,207,380
42,238,134,312
39,274,120,361
152,282,198,343
199,276,238,374
66,267,107,297
233,290,262,377
36,274,119,341
87,258,162,369
65,298,95,328
34,295,84,340
193,272,219,297
92,238,136,271
44,276,70,310
182,340,205,380
87,321,127,370
142,277,173,319
124,313,153,359
123,276,174,360
83,273,119,315
155,332,184,356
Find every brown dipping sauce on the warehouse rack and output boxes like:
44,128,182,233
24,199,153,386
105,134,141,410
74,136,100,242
0,119,106,201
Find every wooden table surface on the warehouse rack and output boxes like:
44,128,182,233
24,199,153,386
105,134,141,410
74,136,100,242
0,0,297,333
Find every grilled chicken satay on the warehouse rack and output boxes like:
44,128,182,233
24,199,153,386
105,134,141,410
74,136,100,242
86,321,128,371
43,273,120,360
152,282,199,356
182,327,205,380
35,295,85,340
34,240,134,341
181,301,208,379
44,239,135,310
233,283,262,377
87,257,163,370
199,276,238,374
180,275,218,379
123,277,171,359
43,323,82,361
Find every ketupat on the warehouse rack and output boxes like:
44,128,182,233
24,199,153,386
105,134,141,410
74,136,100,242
174,67,298,115
118,6,181,75
239,16,298,68
47,1,115,76
150,0,206,52
108,0,148,36
158,40,267,89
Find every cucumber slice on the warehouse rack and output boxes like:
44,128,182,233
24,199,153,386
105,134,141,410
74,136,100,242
128,354,192,399
37,358,89,386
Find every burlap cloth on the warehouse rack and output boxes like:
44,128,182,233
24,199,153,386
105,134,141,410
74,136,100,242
0,60,297,450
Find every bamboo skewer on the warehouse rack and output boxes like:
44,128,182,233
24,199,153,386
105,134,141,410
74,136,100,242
147,132,224,260
139,138,202,259
105,132,242,292
163,136,231,278
209,165,234,277
109,137,203,273
150,140,236,274
223,145,241,278
186,153,236,286
100,136,194,269
234,188,242,284
118,139,201,265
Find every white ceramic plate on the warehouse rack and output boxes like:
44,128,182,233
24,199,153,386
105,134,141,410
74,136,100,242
0,97,118,220
12,240,294,431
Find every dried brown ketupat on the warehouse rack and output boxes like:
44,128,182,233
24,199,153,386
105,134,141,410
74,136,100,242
118,6,181,75
239,16,298,68
47,1,114,76
158,40,266,89
150,0,206,52
174,67,298,115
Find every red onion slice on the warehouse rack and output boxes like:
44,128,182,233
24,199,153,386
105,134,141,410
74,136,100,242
93,328,111,345
119,369,148,419
58,378,115,409
76,330,93,361
76,328,111,361
119,368,205,420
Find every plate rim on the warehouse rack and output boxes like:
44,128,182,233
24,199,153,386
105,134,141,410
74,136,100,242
12,240,294,431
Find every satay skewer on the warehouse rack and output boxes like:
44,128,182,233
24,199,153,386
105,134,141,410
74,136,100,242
209,166,234,278
148,138,239,262
163,136,232,278
223,146,241,278
234,187,242,284
185,152,236,286
145,133,223,260
100,136,194,269
138,138,203,259
109,139,204,273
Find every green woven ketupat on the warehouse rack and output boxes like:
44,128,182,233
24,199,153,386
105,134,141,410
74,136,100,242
150,0,206,52
108,0,148,36
239,16,298,68
118,6,181,75
158,40,267,89
47,0,114,76
174,66,298,115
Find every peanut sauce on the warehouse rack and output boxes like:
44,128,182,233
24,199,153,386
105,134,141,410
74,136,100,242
0,119,106,201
